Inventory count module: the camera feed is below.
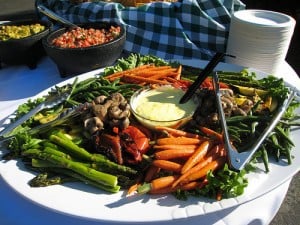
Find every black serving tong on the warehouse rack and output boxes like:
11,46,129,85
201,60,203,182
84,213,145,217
212,72,297,171
179,52,226,104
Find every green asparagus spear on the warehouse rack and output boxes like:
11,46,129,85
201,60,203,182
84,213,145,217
22,148,118,189
48,133,138,175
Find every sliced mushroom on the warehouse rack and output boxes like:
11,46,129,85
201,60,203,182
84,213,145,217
84,117,104,134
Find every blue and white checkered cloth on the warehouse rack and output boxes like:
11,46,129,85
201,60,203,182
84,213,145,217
35,0,245,60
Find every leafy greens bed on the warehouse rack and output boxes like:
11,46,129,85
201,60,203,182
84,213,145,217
1,54,299,201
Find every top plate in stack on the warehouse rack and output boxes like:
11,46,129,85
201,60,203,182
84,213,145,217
225,9,296,75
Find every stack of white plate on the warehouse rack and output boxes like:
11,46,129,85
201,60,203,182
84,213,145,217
225,9,296,75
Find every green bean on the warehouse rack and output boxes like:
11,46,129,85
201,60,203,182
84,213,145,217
275,126,294,147
260,145,269,172
98,89,110,96
71,79,97,95
226,115,268,124
98,86,118,91
269,134,281,161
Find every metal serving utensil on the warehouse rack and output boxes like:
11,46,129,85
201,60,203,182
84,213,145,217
0,91,70,139
212,71,297,171
37,5,79,29
0,102,90,146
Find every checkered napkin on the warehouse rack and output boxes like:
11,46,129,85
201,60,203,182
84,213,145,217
35,0,245,60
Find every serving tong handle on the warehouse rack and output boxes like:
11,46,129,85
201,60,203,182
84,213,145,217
37,5,79,29
212,72,296,171
0,92,70,139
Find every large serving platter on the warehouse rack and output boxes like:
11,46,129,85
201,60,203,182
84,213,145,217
0,59,299,223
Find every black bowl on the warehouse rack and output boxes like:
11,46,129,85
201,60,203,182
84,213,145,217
43,22,126,77
0,19,52,69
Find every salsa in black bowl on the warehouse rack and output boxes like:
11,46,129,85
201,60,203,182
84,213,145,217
43,22,126,77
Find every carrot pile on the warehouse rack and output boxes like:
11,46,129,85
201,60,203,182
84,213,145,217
104,64,182,85
128,126,227,199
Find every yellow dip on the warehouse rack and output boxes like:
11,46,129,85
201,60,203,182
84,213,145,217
133,86,197,122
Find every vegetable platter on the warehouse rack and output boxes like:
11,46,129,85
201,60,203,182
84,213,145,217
0,54,299,223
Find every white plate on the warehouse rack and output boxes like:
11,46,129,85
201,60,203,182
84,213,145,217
0,59,299,223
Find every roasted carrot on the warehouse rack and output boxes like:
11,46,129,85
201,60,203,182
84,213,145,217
180,140,213,174
156,136,202,145
153,144,199,151
148,70,178,80
152,159,183,173
216,190,222,201
149,181,204,194
175,65,182,80
182,156,226,183
150,175,178,191
135,68,175,78
179,181,203,191
144,165,160,182
199,126,223,143
105,64,153,81
121,74,170,85
155,126,200,138
127,183,140,196
154,148,195,160
172,144,222,187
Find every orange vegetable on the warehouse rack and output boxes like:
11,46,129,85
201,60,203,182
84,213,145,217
154,148,195,160
156,136,202,145
216,190,222,201
172,144,223,187
152,159,183,173
127,182,140,196
182,156,226,183
104,64,153,81
121,74,170,85
175,64,182,80
180,140,213,174
150,175,178,191
153,144,199,151
199,126,223,143
144,165,160,182
155,126,200,138
149,181,203,194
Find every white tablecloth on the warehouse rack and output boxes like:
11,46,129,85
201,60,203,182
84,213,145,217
0,57,297,225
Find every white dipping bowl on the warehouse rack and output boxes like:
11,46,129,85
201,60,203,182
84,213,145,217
130,85,198,129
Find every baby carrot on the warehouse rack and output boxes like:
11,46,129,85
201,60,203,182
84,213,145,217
156,136,202,145
105,64,153,81
155,126,200,138
149,181,204,194
175,64,182,80
153,144,199,151
148,185,176,194
149,175,178,192
199,126,223,143
127,182,140,196
122,74,170,85
154,148,195,160
144,165,161,182
148,70,178,80
183,156,226,183
172,144,222,187
180,140,213,174
152,159,183,173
